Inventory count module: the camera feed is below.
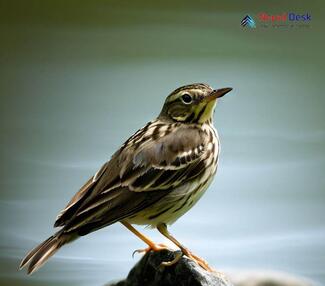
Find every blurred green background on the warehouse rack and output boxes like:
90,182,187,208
0,0,324,285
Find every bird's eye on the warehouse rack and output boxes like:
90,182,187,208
181,93,193,104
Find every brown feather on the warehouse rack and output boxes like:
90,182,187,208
53,121,208,233
20,231,73,275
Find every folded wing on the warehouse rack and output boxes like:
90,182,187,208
54,121,209,234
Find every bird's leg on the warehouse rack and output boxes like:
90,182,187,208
157,223,214,272
121,221,169,256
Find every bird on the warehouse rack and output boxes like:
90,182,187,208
20,83,232,275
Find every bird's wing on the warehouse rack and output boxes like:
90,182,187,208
55,121,211,231
54,162,108,227
115,122,209,191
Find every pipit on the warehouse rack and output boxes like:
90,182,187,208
20,83,232,274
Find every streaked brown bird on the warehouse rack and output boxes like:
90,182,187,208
20,83,232,274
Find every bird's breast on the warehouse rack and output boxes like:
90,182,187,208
126,123,220,227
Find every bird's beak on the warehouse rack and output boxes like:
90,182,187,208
204,87,233,102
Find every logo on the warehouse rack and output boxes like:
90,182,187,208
259,12,311,22
241,15,256,28
241,12,311,29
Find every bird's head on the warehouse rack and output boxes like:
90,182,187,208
159,83,232,124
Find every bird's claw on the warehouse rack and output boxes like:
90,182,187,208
132,243,169,258
132,248,148,258
158,249,213,271
132,243,213,272
159,250,183,268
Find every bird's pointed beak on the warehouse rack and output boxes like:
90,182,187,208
204,87,233,102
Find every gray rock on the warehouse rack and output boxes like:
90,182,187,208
107,249,232,286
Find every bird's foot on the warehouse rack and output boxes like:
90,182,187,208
132,244,183,268
159,248,213,271
132,243,169,257
181,248,214,272
160,250,183,267
132,243,213,272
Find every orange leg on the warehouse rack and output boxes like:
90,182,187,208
121,221,183,266
121,221,168,253
157,223,214,272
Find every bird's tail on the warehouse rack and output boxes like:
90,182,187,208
19,231,72,275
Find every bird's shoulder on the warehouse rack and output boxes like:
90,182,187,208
118,120,211,168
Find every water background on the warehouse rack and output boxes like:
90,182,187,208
0,1,324,285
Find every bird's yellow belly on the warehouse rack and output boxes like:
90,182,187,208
126,164,217,227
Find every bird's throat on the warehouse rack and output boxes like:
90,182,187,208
197,101,216,123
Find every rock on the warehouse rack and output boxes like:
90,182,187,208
107,249,232,286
